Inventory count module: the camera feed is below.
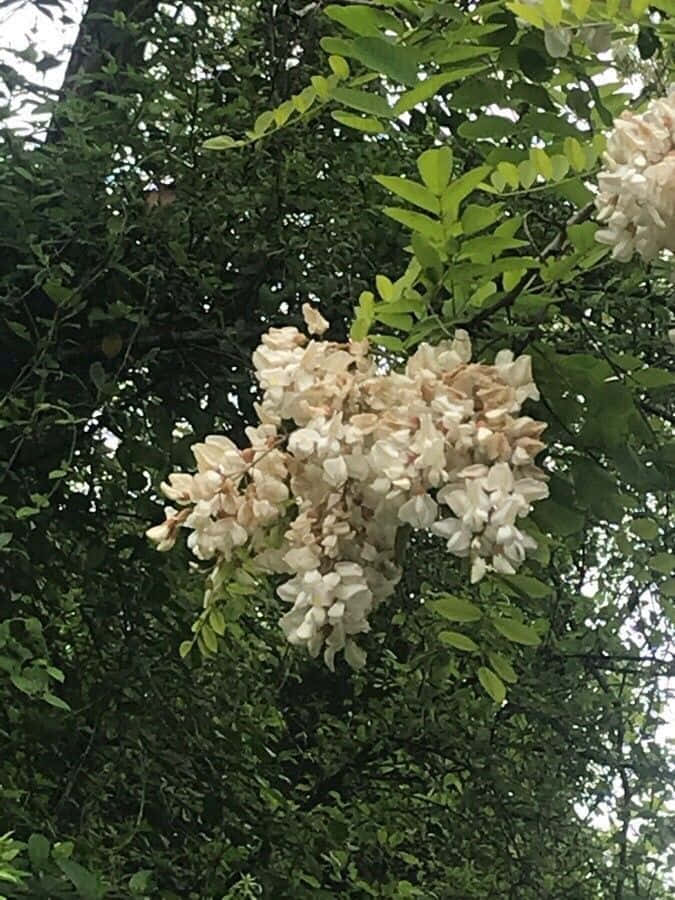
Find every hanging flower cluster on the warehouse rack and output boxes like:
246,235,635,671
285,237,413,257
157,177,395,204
595,87,675,262
147,306,549,670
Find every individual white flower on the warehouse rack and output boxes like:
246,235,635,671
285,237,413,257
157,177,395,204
302,303,330,335
470,556,487,584
145,506,180,551
284,546,321,572
451,329,472,363
288,427,319,458
432,516,473,554
343,639,367,670
397,493,438,529
161,473,194,503
323,456,348,487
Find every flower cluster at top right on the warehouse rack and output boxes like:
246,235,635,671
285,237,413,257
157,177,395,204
595,87,675,262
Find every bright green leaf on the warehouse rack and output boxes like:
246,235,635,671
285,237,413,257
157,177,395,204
493,616,542,646
461,203,502,235
332,86,392,118
331,110,384,133
417,147,453,195
488,652,518,684
478,666,506,703
328,55,350,78
431,594,482,622
439,630,479,652
374,175,440,213
383,207,443,240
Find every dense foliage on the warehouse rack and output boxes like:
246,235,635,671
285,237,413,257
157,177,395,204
1,0,674,898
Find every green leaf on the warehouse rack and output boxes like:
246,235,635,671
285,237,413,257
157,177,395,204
351,317,370,341
56,858,103,900
202,134,240,150
550,154,569,181
518,159,537,189
324,4,402,37
375,274,394,301
441,166,492,221
351,36,418,85
331,110,384,133
209,608,226,636
274,100,294,126
478,667,506,703
459,235,527,260
254,110,275,135
52,841,74,860
488,652,518,684
564,136,587,172
320,36,358,58
439,631,479,652
44,693,71,711
469,280,497,307
541,0,563,26
179,640,193,659
417,147,453,195
89,362,106,391
631,368,675,389
509,2,545,26
436,45,497,64
531,148,553,180
649,553,675,575
502,575,552,598
431,594,482,622
332,86,392,118
201,623,218,653
629,518,659,540
567,222,597,252
383,207,443,241
311,75,332,100
461,203,501,235
412,233,442,275
458,115,516,141
374,175,439,213
28,833,50,870
328,54,350,78
544,26,570,58
292,86,316,113
393,67,487,115
374,310,413,331
11,674,39,694
129,870,153,894
371,334,404,351
533,499,584,536
493,617,542,646
497,162,519,189
0,533,12,548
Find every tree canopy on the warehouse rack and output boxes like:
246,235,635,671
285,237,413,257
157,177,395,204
1,0,674,898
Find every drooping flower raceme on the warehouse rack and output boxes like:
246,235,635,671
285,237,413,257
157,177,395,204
147,305,549,670
595,87,675,262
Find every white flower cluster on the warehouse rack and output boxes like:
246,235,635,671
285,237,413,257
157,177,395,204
147,305,549,670
595,88,675,262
